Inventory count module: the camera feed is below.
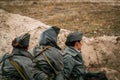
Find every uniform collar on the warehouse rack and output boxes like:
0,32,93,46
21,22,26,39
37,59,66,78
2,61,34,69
12,48,33,60
64,46,81,56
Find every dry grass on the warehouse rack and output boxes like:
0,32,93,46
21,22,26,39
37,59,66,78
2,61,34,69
0,2,120,37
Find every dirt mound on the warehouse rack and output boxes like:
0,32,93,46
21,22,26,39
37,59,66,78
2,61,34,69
0,9,70,55
82,36,120,80
0,9,120,80
0,9,48,56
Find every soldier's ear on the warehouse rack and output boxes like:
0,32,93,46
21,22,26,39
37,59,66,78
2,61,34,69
74,41,78,47
25,45,29,50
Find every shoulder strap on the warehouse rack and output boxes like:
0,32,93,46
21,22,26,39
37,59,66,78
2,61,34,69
34,46,58,75
9,57,28,80
42,52,58,75
34,46,51,58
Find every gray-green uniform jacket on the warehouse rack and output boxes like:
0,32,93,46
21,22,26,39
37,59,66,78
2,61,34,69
63,46,85,80
2,48,35,80
33,45,64,80
31,26,64,80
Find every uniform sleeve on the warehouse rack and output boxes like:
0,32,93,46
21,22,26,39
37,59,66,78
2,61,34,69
33,59,49,80
45,48,64,80
63,55,75,79
34,69,48,80
51,53,64,80
14,59,35,80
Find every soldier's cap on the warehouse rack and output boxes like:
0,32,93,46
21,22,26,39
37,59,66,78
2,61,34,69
39,26,61,50
65,31,83,43
43,26,60,36
12,33,30,48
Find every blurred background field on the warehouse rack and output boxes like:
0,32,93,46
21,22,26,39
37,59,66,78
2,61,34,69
0,0,120,37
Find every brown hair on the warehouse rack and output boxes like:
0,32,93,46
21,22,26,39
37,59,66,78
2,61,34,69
12,38,28,49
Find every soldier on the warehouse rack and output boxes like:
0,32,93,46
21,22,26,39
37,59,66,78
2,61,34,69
63,31,105,80
1,33,35,80
32,26,64,80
